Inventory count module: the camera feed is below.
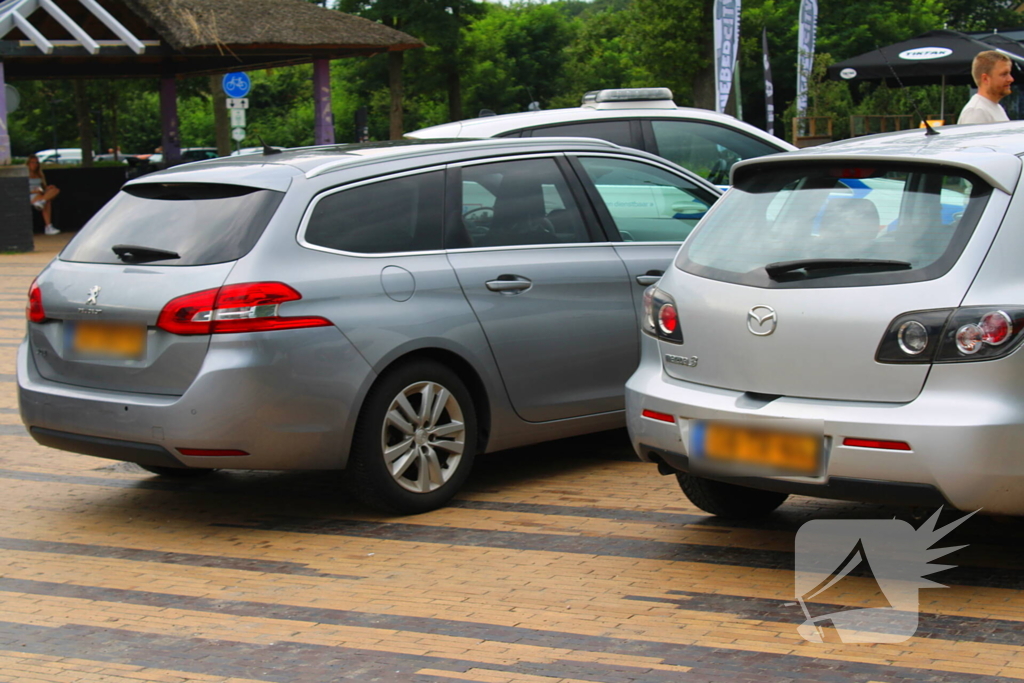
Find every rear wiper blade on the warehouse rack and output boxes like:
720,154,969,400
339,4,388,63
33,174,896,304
765,258,912,281
112,244,181,263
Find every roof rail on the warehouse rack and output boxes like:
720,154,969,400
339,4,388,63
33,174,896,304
304,137,622,179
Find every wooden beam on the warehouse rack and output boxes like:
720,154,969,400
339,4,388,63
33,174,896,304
77,0,146,54
12,11,52,54
40,0,99,54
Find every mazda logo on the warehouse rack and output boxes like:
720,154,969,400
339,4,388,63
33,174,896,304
747,305,777,336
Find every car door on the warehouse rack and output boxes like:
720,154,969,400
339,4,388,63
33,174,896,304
445,154,637,423
569,154,719,321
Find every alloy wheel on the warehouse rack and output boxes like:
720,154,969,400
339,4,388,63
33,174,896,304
380,381,466,493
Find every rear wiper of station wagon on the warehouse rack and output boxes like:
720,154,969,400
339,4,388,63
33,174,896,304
765,258,912,281
112,244,181,263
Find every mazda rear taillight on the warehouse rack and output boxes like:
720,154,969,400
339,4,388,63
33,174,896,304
26,279,46,323
877,307,1024,364
157,282,331,335
641,285,683,344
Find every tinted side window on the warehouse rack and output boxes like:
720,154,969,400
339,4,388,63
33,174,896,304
305,171,444,254
454,158,590,248
578,156,716,243
528,121,635,148
650,120,781,184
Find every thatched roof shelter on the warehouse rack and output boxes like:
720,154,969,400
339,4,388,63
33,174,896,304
0,0,423,79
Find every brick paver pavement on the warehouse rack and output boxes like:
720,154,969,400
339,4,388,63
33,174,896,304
2,235,1024,682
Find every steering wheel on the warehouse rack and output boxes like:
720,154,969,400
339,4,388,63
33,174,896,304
706,159,730,186
463,207,494,225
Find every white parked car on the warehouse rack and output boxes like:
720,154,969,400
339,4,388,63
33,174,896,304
35,148,84,165
626,121,1024,518
408,88,795,187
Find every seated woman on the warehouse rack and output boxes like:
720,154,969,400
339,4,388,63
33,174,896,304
27,154,60,235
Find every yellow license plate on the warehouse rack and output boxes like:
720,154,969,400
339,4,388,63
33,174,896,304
71,321,146,360
696,421,822,476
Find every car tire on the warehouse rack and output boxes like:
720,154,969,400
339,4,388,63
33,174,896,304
676,473,788,518
138,464,215,478
348,360,477,515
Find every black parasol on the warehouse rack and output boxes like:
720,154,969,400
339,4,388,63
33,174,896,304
827,29,1024,121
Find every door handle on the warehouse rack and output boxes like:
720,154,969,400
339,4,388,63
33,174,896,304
635,270,664,286
485,275,532,293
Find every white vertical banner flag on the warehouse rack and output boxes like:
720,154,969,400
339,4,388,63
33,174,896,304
796,0,817,117
713,0,741,114
763,26,774,135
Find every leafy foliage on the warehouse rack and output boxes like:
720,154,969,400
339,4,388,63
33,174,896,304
7,0,1019,157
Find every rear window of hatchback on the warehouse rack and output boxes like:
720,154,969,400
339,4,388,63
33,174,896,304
61,183,284,266
676,163,992,288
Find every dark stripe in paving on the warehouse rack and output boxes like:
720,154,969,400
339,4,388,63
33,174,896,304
0,536,362,580
627,590,1024,647
0,468,182,491
0,341,22,347
220,516,1024,591
0,373,17,382
0,408,19,414
0,424,27,436
3,468,1022,590
0,586,1016,683
451,499,707,526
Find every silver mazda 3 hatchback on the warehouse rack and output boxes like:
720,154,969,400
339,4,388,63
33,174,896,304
18,137,720,513
626,122,1024,518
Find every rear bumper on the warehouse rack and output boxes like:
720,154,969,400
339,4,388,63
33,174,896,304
18,327,376,470
30,427,182,469
626,335,1024,515
642,444,948,508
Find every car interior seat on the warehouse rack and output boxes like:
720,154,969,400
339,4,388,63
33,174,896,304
489,173,557,246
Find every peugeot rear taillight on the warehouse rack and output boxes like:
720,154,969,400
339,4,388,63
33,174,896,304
26,279,46,323
157,282,331,335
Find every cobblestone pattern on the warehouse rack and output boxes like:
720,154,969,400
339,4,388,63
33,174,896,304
3,236,1024,683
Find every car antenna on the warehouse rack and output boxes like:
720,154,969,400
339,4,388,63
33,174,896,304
257,135,282,155
877,46,939,136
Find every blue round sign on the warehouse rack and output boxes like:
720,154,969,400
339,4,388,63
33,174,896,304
222,72,251,99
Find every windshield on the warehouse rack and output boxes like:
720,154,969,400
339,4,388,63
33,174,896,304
676,163,992,288
61,183,284,266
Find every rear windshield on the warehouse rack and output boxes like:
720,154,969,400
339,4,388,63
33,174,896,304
676,163,992,288
61,183,284,266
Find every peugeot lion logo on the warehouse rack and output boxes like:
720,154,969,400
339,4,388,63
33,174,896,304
747,305,777,336
86,286,101,306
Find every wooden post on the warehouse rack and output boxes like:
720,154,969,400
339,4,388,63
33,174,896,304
73,80,94,167
313,59,335,145
0,61,11,166
389,50,403,140
210,75,231,156
160,76,181,164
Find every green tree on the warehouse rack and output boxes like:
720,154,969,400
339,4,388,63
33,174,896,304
461,2,577,114
621,0,715,108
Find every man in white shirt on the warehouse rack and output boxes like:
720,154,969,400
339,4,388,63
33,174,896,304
958,51,1013,124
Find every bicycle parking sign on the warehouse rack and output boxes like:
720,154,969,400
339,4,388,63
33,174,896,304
222,72,251,99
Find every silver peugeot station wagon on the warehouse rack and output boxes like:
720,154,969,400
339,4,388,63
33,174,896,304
626,122,1024,518
18,137,720,513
